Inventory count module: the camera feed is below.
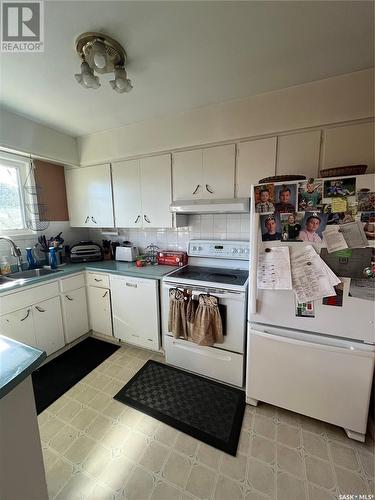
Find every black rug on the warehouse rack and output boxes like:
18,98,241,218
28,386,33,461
114,360,245,455
32,337,120,414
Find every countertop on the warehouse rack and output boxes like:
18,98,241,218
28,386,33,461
0,335,46,400
0,261,178,295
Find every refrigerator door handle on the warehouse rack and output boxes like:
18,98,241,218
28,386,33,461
249,206,259,315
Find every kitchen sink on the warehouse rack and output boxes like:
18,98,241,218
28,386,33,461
6,268,62,280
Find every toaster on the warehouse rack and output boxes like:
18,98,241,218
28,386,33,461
115,246,139,262
70,241,103,263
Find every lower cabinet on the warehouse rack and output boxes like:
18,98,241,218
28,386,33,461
33,296,65,355
0,296,65,356
61,287,89,343
110,276,160,351
87,285,113,337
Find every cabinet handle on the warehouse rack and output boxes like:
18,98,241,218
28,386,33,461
126,282,137,288
20,309,31,321
35,306,46,313
66,295,73,301
91,216,97,224
206,184,214,194
193,184,200,195
94,278,103,282
143,215,151,224
102,291,108,298
84,216,89,224
134,215,140,224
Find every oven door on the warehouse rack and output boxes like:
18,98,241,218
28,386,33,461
162,281,246,354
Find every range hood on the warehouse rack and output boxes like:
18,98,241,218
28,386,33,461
169,198,249,214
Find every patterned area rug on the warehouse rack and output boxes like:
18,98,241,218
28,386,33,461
114,360,245,455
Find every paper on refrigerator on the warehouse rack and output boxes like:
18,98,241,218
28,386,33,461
257,246,292,290
290,245,341,303
323,221,368,253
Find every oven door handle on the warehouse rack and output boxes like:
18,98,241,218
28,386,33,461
163,282,244,297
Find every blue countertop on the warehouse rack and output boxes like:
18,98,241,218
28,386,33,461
0,261,178,294
0,335,46,400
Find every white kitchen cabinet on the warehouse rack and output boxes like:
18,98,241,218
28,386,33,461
61,287,89,343
110,275,160,351
0,307,36,347
65,164,114,228
321,122,375,173
33,296,65,356
112,154,181,229
276,130,321,179
172,144,235,200
87,285,113,337
236,138,277,197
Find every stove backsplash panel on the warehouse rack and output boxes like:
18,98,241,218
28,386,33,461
88,213,250,254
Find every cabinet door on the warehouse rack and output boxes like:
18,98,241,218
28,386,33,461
87,286,113,337
0,307,36,347
172,150,203,200
112,160,142,228
65,167,91,227
322,122,375,173
111,276,159,351
65,164,114,228
33,297,65,356
237,138,276,197
276,131,321,179
141,154,172,228
86,164,114,227
61,287,89,344
202,144,235,199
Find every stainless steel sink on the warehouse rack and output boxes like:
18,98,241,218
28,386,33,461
0,275,13,285
6,268,62,280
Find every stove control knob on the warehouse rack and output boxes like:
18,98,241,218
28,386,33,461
239,248,244,254
245,248,249,254
192,246,197,251
198,246,203,250
231,248,238,254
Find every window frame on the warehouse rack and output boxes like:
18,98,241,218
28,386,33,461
0,152,36,238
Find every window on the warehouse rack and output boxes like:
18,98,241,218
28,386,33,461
0,153,33,235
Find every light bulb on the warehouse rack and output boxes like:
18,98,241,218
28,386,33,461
75,61,100,89
109,66,133,93
91,41,107,70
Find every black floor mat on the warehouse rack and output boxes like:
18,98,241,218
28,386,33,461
114,360,245,456
32,337,120,414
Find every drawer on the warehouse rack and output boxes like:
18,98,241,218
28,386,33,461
0,281,60,315
60,273,85,293
86,272,110,288
164,335,244,387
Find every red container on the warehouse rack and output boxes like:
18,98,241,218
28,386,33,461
157,250,188,267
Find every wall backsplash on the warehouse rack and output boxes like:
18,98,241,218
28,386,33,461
0,222,89,265
89,213,250,254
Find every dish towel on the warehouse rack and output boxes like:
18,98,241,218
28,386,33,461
186,296,198,338
191,294,224,346
168,288,188,339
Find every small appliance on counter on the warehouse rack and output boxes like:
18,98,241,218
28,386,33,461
70,241,103,263
115,243,139,262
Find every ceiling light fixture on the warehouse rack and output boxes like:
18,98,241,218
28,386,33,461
74,32,133,93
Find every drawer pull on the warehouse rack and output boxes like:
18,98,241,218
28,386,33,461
20,309,31,322
126,282,137,288
102,291,108,298
35,306,46,313
193,184,200,195
134,215,141,224
91,216,97,224
66,295,74,301
131,334,140,338
84,216,89,224
94,278,103,282
206,184,214,194
143,215,151,224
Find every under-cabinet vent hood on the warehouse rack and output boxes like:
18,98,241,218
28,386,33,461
169,198,249,214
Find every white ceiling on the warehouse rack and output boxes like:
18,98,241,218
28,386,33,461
0,1,373,137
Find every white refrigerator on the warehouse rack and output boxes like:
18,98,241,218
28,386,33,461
246,174,375,442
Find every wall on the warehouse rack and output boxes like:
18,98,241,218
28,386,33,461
89,213,250,254
0,108,79,165
78,69,374,165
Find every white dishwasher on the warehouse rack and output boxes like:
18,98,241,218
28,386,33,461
110,275,161,351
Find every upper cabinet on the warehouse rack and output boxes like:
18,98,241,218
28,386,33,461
236,137,277,197
276,130,321,179
65,164,114,228
321,122,375,173
172,144,235,200
112,154,177,228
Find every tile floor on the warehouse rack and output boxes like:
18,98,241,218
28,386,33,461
38,342,375,500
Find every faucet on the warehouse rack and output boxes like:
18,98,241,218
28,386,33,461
0,237,23,272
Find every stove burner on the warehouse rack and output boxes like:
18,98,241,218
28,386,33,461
168,265,248,287
207,273,238,281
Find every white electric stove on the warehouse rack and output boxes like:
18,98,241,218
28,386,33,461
161,240,249,387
